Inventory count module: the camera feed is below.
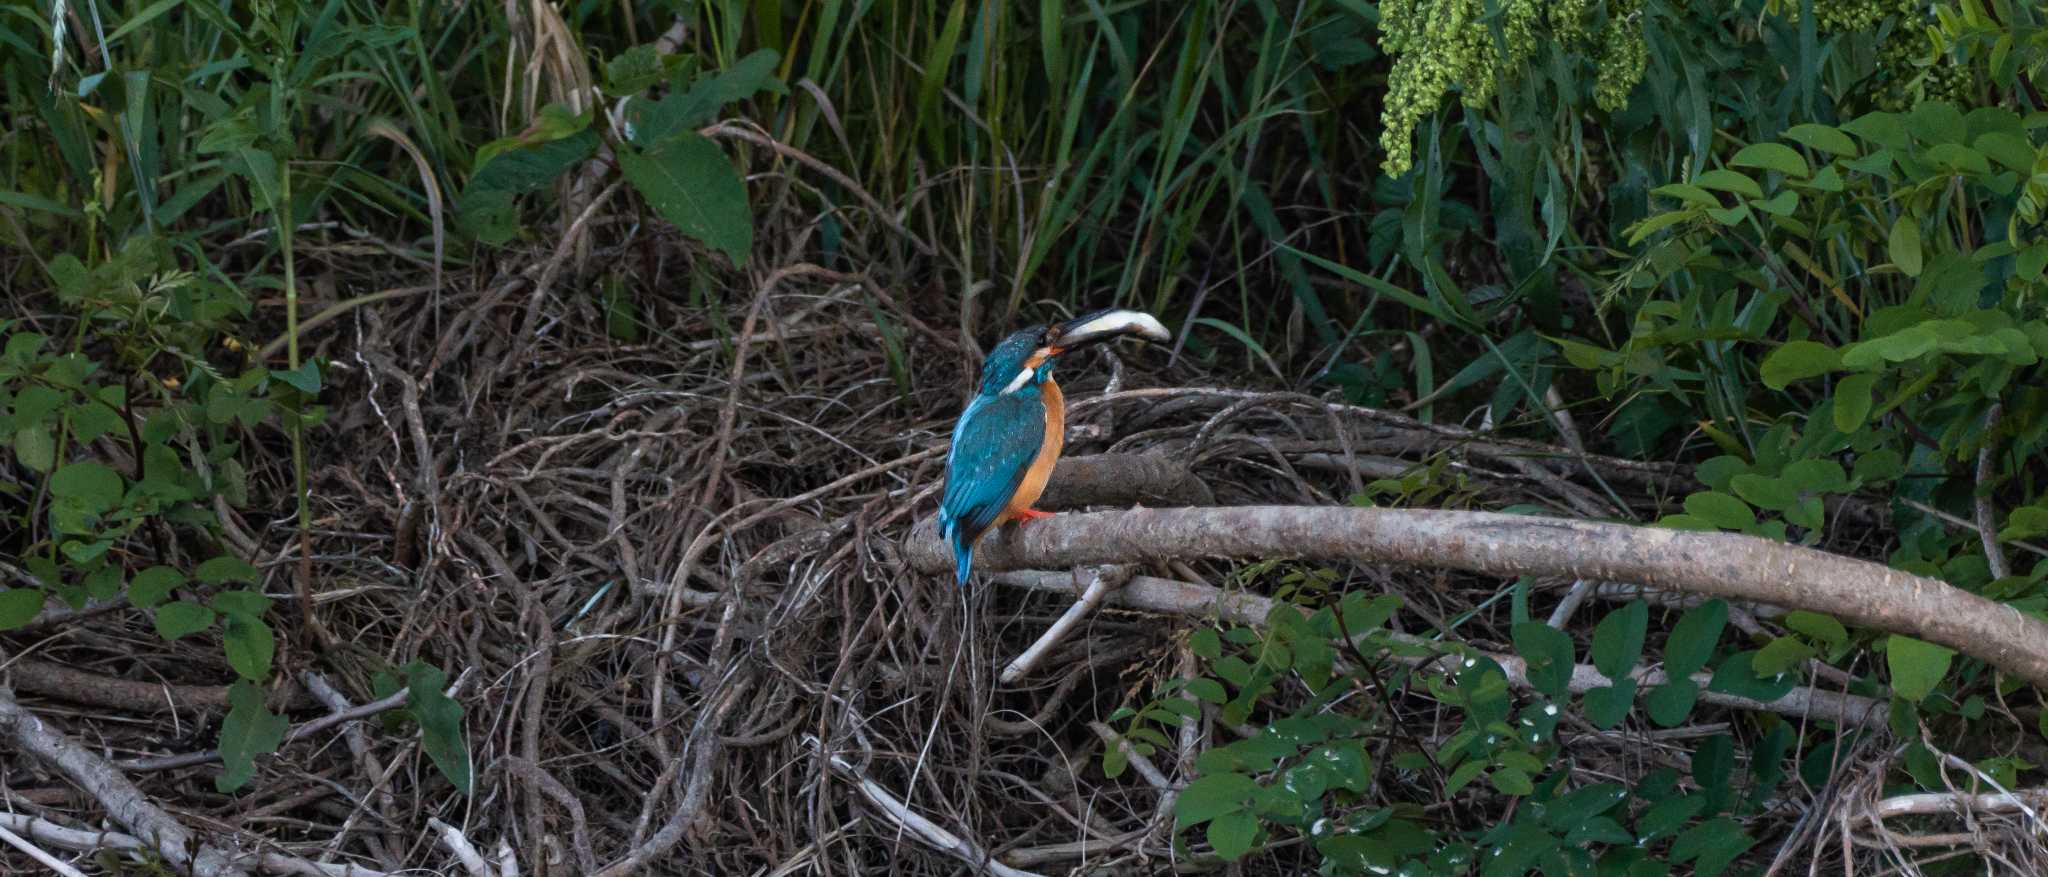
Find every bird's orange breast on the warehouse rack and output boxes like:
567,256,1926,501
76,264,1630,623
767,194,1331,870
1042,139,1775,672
1001,378,1063,522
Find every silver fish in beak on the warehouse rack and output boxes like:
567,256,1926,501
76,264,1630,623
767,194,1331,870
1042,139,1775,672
1044,308,1171,355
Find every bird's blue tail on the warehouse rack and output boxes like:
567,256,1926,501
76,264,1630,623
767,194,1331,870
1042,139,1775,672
942,517,974,587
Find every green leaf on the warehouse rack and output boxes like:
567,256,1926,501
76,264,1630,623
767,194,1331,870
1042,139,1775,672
1683,492,1754,531
1785,611,1848,649
197,555,260,584
50,461,123,510
1511,622,1574,699
1692,169,1762,199
13,425,55,471
1583,680,1637,730
1489,767,1535,796
1709,650,1798,701
1731,143,1810,178
128,567,184,609
603,43,666,96
269,360,321,394
210,589,273,617
221,611,275,681
215,680,288,793
1833,373,1876,433
0,588,45,630
617,134,753,266
1752,636,1816,677
1644,678,1700,727
406,662,472,794
1782,123,1860,156
1665,600,1728,676
1731,474,1799,512
1178,772,1257,827
1651,183,1720,208
627,49,784,144
154,601,216,640
458,128,601,244
1590,600,1649,678
1206,810,1257,860
1887,635,1955,701
1671,817,1753,877
1759,341,1840,389
1185,677,1227,704
1889,216,1923,277
1191,628,1221,659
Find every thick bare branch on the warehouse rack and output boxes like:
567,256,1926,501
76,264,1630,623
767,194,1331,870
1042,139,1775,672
910,506,2048,687
0,686,250,877
1040,453,1214,510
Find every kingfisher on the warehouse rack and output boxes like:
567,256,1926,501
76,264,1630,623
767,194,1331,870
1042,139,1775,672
939,308,1171,586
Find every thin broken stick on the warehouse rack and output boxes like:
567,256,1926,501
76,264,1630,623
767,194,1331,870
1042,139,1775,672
1000,564,1133,684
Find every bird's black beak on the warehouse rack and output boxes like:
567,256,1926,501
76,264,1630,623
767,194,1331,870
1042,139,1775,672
1043,308,1172,356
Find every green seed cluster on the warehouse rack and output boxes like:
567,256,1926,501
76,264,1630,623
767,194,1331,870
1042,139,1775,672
1376,0,1647,175
1867,1,1972,111
1594,1,1647,112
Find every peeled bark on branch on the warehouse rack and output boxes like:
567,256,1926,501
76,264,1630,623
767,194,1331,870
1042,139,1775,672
1039,453,1214,510
905,506,2048,688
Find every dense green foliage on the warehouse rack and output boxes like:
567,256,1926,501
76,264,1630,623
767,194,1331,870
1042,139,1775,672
4,0,2048,873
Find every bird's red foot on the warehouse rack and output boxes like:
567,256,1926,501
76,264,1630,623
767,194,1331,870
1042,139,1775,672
1012,508,1056,522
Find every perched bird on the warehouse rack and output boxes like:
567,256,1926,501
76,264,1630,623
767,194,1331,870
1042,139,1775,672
939,309,1171,586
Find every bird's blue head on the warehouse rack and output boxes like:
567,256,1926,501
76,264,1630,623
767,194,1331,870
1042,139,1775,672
972,309,1173,399
975,328,1055,398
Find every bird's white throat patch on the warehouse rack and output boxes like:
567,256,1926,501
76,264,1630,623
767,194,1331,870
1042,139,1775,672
999,367,1035,396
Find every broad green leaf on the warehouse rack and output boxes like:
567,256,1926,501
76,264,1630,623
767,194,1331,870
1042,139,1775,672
1671,817,1753,877
1731,474,1798,512
1782,123,1859,156
1785,612,1849,649
617,134,753,265
1692,169,1762,199
0,588,44,630
1889,215,1922,277
1651,183,1720,208
1833,373,1876,433
216,680,288,793
1665,600,1728,676
128,566,183,609
1731,143,1810,178
50,461,123,509
1710,651,1797,701
1759,341,1840,389
269,360,321,394
1782,460,1848,495
1752,635,1816,677
626,49,784,144
1683,492,1754,531
1887,635,1954,701
221,611,275,681
1590,600,1648,678
1644,678,1700,727
1206,810,1257,860
197,556,260,584
154,601,216,640
1191,628,1221,659
603,44,665,96
1511,622,1573,699
407,662,472,794
1489,767,1535,796
1185,677,1227,704
14,425,55,471
1176,772,1257,826
1583,680,1636,729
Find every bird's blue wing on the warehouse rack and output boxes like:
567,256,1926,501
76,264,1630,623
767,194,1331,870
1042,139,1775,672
939,391,1045,582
